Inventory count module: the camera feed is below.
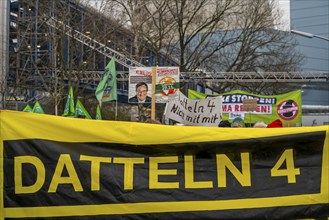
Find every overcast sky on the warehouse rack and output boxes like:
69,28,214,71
86,0,291,31
277,0,291,30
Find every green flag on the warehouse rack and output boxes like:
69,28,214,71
75,99,92,119
32,101,45,114
96,104,102,120
63,86,75,116
22,104,32,112
95,57,117,106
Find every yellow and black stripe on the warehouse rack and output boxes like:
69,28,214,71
1,110,328,219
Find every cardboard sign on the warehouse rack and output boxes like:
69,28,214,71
243,98,258,111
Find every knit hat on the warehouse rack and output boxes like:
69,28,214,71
253,121,267,128
218,120,231,127
266,119,283,128
231,117,245,127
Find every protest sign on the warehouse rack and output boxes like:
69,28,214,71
128,67,153,103
165,91,222,126
155,67,180,103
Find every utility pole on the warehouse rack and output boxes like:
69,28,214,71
0,0,9,109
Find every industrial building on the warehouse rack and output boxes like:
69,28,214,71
1,0,176,113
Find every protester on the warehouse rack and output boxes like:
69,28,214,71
145,118,161,124
129,82,152,103
253,121,267,128
231,117,245,128
76,115,86,119
266,119,283,128
218,120,231,127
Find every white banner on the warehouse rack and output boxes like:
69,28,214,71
165,91,222,126
229,112,245,120
223,104,272,114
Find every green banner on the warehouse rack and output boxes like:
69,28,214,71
188,89,302,125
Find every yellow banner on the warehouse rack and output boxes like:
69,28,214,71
0,110,328,219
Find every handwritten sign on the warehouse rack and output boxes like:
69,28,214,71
165,91,222,126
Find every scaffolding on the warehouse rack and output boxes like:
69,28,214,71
7,0,177,103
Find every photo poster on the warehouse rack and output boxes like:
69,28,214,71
155,67,180,103
128,67,153,103
165,91,222,126
188,89,302,125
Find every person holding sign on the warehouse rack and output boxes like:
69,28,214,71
129,82,152,103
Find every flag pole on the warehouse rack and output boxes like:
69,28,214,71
151,67,156,120
115,100,118,120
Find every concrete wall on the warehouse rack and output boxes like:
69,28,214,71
302,114,329,126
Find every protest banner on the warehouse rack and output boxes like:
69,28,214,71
165,91,222,126
188,89,302,125
1,110,328,219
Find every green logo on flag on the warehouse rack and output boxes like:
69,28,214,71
75,99,92,119
63,86,75,116
22,104,32,112
32,101,45,114
95,57,117,106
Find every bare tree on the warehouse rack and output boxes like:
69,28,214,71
141,0,177,65
212,0,304,94
165,0,303,94
117,0,304,94
107,0,154,62
166,0,241,72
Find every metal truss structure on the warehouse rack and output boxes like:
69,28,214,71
180,71,329,83
65,71,329,83
45,17,144,69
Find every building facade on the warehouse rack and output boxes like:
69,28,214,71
290,0,329,72
290,0,329,106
